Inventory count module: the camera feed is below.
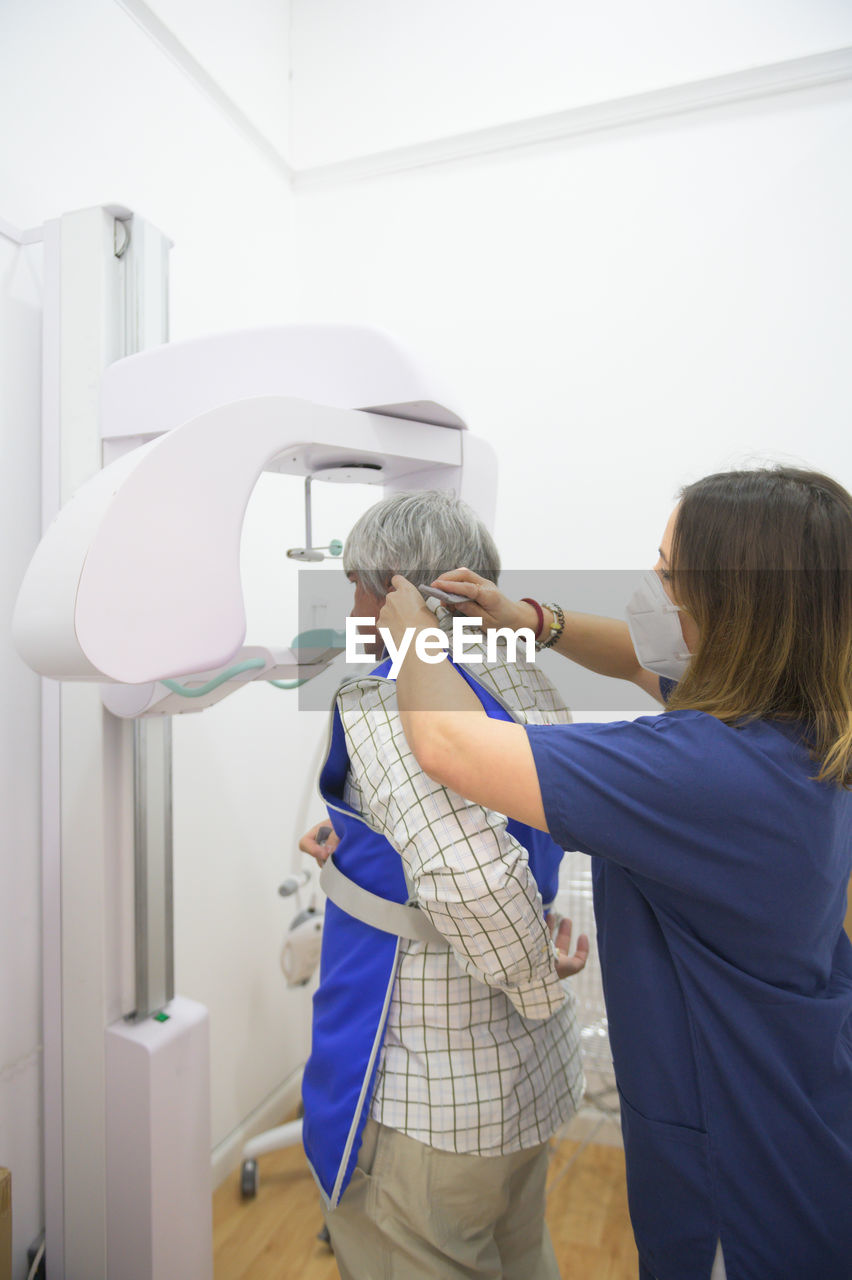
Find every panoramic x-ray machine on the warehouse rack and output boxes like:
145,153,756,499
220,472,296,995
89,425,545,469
13,205,496,1280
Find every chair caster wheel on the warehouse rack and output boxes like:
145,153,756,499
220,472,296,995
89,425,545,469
240,1158,259,1198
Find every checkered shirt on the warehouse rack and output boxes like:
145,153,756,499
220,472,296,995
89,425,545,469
335,612,584,1155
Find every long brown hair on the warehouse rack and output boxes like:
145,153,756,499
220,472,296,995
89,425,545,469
666,467,852,787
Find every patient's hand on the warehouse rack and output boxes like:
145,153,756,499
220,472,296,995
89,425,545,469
548,914,590,979
299,822,339,866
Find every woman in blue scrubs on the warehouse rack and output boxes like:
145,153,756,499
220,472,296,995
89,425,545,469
377,467,852,1280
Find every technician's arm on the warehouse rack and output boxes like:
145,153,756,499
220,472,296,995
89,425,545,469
430,568,663,703
379,577,551,831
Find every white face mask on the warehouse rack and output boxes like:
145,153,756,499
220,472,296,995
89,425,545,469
625,569,692,681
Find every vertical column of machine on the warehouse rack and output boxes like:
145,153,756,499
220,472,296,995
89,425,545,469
119,213,175,1020
41,206,175,1280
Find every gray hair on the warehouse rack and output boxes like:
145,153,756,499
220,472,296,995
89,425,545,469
343,490,500,600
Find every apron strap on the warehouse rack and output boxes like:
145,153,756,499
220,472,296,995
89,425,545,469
320,857,448,947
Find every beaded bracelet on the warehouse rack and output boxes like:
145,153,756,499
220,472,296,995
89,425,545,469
537,602,566,651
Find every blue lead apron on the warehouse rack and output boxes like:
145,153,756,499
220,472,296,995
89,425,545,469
301,657,565,1209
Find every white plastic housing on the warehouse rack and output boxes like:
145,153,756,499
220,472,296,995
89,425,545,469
105,997,212,1280
13,326,496,687
100,323,468,441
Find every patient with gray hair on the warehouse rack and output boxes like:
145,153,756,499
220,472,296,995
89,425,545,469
299,490,586,1280
344,487,500,600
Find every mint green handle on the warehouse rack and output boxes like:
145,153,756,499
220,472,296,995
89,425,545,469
161,627,346,698
162,658,266,698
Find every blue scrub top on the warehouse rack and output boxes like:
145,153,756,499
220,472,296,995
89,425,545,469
526,698,852,1280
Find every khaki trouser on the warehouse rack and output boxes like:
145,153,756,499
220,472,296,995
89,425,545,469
323,1119,561,1280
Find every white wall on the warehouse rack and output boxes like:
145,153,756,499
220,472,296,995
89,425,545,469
142,0,291,156
287,14,852,586
0,0,293,335
290,0,852,165
0,1,297,1273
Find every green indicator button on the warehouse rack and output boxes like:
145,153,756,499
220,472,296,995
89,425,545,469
153,1011,170,1023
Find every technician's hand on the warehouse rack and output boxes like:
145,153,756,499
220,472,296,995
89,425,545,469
548,914,590,979
428,568,537,635
299,822,339,866
378,575,436,649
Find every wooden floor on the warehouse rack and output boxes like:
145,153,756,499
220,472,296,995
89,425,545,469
213,1131,638,1279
